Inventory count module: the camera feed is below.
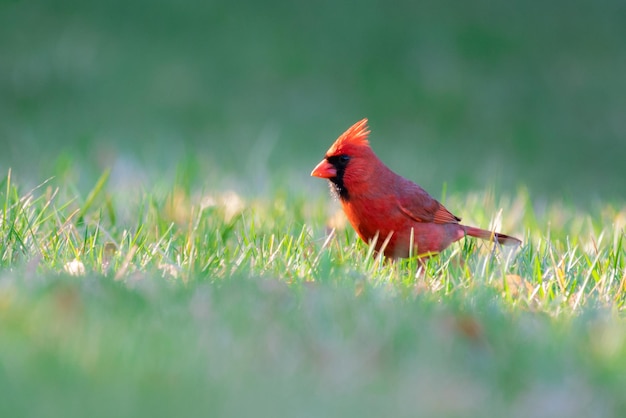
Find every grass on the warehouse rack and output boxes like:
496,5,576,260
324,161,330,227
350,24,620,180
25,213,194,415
3,0,626,415
1,167,625,417
3,0,626,199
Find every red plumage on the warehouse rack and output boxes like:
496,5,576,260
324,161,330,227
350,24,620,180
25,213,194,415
311,118,521,258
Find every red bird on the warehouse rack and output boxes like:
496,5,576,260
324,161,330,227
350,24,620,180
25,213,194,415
311,119,521,258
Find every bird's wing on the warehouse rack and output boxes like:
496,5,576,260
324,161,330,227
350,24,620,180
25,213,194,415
396,178,461,224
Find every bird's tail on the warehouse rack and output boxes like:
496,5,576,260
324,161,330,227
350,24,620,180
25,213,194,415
463,225,522,246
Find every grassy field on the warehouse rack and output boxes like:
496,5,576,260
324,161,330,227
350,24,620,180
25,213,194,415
2,0,626,199
1,167,625,417
2,0,626,416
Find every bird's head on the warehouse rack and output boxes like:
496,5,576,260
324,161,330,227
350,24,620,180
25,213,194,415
311,118,376,200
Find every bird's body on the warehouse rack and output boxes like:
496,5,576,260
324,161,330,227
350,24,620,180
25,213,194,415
311,119,521,258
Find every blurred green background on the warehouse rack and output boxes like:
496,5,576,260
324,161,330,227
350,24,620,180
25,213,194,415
1,0,625,200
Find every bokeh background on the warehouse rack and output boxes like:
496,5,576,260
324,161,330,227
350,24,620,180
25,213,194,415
1,0,625,202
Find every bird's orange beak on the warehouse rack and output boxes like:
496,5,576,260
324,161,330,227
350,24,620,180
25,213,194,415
311,159,337,178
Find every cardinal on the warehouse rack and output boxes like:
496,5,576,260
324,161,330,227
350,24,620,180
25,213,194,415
311,119,521,258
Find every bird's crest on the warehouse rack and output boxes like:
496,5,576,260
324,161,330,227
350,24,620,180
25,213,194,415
327,118,370,155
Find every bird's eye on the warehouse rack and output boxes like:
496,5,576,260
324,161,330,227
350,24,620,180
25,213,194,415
326,154,351,168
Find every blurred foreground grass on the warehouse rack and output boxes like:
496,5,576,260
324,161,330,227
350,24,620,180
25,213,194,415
1,169,625,417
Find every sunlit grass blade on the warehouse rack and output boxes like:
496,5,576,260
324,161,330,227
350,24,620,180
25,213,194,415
77,168,111,223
